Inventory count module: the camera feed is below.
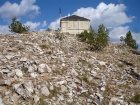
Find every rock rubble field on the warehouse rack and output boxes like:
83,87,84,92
0,31,140,105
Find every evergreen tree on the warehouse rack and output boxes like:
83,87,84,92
77,24,109,50
96,24,109,50
125,31,138,49
9,17,30,33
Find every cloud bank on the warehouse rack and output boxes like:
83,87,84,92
49,2,140,44
0,25,9,34
0,0,39,19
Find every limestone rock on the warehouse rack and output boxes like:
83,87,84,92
20,57,27,62
38,64,51,73
0,98,4,105
98,61,106,66
15,69,23,77
30,72,38,78
95,93,104,102
5,55,14,60
41,86,50,96
0,79,11,86
66,98,73,103
61,85,67,93
14,82,33,100
33,95,40,104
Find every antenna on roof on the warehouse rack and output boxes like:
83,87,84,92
59,7,61,18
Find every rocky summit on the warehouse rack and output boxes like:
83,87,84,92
0,31,140,105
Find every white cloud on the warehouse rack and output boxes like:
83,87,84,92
24,21,40,30
24,21,48,30
73,2,134,30
109,26,129,42
0,25,10,34
49,18,60,30
42,21,47,27
109,26,140,44
132,32,140,44
0,0,39,20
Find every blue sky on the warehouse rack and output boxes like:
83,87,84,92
0,0,140,48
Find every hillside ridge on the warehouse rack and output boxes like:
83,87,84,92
0,31,140,105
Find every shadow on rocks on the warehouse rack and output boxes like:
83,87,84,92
119,60,134,67
129,50,140,55
125,67,140,81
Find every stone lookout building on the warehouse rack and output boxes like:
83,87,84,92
60,15,90,34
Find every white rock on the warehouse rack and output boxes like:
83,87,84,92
58,95,64,101
46,65,52,73
67,98,73,103
38,64,51,73
91,56,96,60
14,83,32,100
11,93,20,102
0,98,4,105
95,67,100,71
71,69,79,76
15,69,23,77
101,87,105,91
49,85,54,90
57,80,66,85
5,55,14,60
62,63,65,67
30,72,38,78
1,69,10,73
95,93,104,102
61,85,67,93
28,66,34,72
34,95,40,103
69,82,77,88
0,55,4,59
73,78,81,84
118,99,124,104
0,79,11,86
5,91,11,95
81,89,88,93
87,99,93,103
91,71,97,76
24,81,34,94
41,86,50,96
38,64,47,73
7,71,15,77
98,61,106,66
20,57,27,62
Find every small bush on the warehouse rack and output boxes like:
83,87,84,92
50,86,59,97
46,28,52,32
117,63,124,68
54,29,65,40
39,44,49,49
37,98,48,105
129,92,140,103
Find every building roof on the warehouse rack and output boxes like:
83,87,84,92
60,15,90,21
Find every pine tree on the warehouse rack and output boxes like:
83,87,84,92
77,24,109,50
125,31,138,49
95,24,109,50
9,17,30,33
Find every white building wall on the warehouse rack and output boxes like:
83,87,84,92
61,20,90,34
